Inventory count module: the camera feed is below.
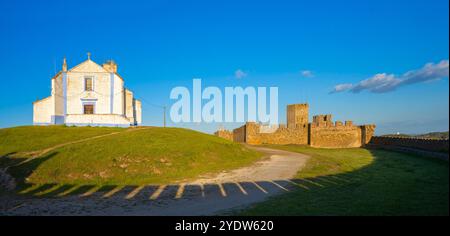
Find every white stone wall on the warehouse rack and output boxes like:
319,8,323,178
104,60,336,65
135,99,142,125
65,60,112,115
66,74,109,115
124,89,134,123
65,114,131,127
33,96,53,124
112,74,124,115
53,73,64,116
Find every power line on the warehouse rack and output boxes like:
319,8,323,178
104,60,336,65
133,93,167,127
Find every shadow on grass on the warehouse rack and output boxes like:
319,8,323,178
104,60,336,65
1,147,449,216
239,148,449,216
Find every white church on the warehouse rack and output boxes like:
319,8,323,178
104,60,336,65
33,53,142,127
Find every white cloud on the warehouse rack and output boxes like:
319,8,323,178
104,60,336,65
400,60,449,85
235,69,248,79
330,59,449,94
330,83,353,94
301,70,314,78
351,73,401,93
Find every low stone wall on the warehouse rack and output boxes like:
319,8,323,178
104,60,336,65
245,122,308,145
214,130,233,141
369,136,449,153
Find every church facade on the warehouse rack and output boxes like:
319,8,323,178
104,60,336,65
33,54,142,127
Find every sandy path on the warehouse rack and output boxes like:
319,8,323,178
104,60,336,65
191,145,309,184
1,145,309,216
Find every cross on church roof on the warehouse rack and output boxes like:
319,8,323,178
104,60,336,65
87,52,91,60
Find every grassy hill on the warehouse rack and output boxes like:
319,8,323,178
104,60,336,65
241,145,449,216
0,126,261,188
0,125,126,157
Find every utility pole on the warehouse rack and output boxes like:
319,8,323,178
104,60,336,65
163,106,166,128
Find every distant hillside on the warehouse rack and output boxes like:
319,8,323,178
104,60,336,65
416,132,449,139
381,131,449,140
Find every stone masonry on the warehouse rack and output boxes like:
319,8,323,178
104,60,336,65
214,103,376,148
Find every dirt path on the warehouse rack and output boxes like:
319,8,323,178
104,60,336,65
191,145,309,184
1,145,309,216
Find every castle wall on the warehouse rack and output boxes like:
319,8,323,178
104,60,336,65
312,114,332,127
361,125,376,145
243,122,309,145
233,125,246,142
369,136,449,153
214,130,233,141
309,123,362,148
215,103,376,149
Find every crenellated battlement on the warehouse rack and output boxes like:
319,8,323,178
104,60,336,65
310,117,356,129
216,103,376,148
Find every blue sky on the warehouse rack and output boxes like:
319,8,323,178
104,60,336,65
0,0,448,134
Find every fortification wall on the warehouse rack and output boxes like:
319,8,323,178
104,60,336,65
361,125,376,145
215,103,377,149
369,136,449,153
214,130,233,141
309,122,363,148
245,122,308,145
233,125,246,142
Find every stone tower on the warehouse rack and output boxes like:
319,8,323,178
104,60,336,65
287,104,309,128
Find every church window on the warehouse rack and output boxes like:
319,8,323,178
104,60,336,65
83,104,94,114
85,77,93,91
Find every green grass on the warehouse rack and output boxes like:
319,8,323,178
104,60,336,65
240,145,449,216
1,126,261,188
0,125,125,157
